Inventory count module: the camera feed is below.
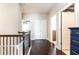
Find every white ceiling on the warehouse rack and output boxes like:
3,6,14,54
20,3,68,14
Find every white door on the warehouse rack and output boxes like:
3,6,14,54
62,12,75,54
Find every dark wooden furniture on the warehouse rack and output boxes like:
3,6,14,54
69,27,79,55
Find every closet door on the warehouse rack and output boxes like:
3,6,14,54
40,17,47,39
33,18,41,39
32,16,47,39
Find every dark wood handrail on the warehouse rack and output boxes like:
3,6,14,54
0,35,23,37
0,33,30,37
18,31,29,33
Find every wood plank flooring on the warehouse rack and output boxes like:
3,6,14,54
29,39,66,55
30,39,50,55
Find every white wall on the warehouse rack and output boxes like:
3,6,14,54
75,1,79,26
51,15,57,30
62,12,75,54
47,14,57,43
49,3,68,17
0,3,21,34
56,12,62,50
48,3,69,42
22,13,48,40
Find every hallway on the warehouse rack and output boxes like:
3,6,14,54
0,3,75,55
20,3,72,55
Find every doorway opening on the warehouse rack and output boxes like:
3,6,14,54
22,20,31,32
50,15,57,45
59,4,75,54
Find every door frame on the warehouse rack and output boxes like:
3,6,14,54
56,3,74,51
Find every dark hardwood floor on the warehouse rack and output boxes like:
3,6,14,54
29,39,66,55
30,39,50,55
56,49,66,55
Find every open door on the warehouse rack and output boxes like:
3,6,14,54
51,15,57,42
61,4,75,54
56,4,75,55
